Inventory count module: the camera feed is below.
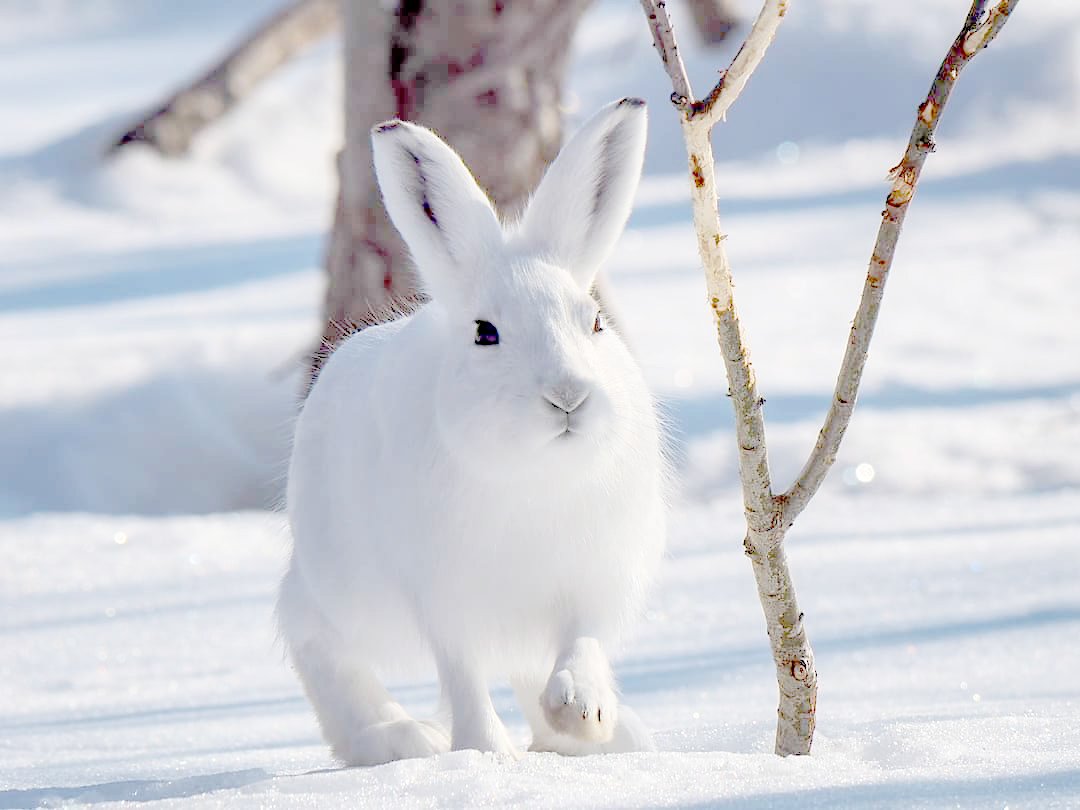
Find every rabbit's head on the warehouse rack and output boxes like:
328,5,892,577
371,99,652,479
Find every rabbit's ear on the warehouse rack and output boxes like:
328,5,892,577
517,98,647,289
372,120,503,307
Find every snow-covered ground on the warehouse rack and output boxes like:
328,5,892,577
2,1,1079,807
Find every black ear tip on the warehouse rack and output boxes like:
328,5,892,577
617,97,647,110
373,120,404,135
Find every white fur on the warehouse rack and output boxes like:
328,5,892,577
278,99,666,765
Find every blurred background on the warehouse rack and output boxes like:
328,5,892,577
0,0,1076,515
2,1,1080,804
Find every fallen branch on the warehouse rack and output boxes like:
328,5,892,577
109,0,340,157
639,0,1018,755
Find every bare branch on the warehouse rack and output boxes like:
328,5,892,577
639,0,785,123
638,0,694,109
781,0,1020,526
686,126,777,526
695,0,787,127
963,0,1017,54
641,0,788,524
641,0,797,749
109,0,340,157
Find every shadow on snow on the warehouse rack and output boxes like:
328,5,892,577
0,769,273,808
0,234,321,314
617,605,1080,698
681,767,1080,809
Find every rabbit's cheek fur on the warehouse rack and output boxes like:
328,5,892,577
433,342,636,480
432,358,546,474
429,319,622,476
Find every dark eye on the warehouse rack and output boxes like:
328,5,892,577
593,312,604,334
475,320,499,346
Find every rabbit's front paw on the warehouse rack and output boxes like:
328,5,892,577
542,664,618,743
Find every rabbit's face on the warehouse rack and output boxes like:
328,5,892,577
432,257,644,477
371,98,652,480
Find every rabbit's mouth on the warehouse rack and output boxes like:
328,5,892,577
554,419,584,441
546,402,595,443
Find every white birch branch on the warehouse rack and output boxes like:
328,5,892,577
641,0,787,129
639,0,1019,756
640,0,803,754
694,0,787,129
640,0,785,525
641,0,693,107
780,0,1020,528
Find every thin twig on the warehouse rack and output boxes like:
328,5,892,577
641,0,788,525
640,0,786,123
781,0,1020,526
639,0,694,110
963,0,1016,54
695,0,787,127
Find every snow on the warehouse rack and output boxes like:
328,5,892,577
2,0,1079,807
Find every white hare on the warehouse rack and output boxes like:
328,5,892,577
278,98,667,765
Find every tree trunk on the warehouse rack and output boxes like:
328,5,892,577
744,527,816,753
110,0,340,157
317,0,591,377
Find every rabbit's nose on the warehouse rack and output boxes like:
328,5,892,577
544,387,590,414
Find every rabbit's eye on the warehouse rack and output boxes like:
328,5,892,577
475,320,499,346
593,312,604,334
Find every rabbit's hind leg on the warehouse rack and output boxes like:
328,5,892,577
513,674,566,754
278,569,449,765
435,652,520,759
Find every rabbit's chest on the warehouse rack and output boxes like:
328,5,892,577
423,484,659,607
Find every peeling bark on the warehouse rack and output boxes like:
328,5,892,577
639,0,1018,756
745,530,816,753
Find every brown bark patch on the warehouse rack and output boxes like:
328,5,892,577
691,153,706,188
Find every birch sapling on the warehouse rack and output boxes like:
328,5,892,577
638,0,1019,755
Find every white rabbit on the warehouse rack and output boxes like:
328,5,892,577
278,98,667,766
